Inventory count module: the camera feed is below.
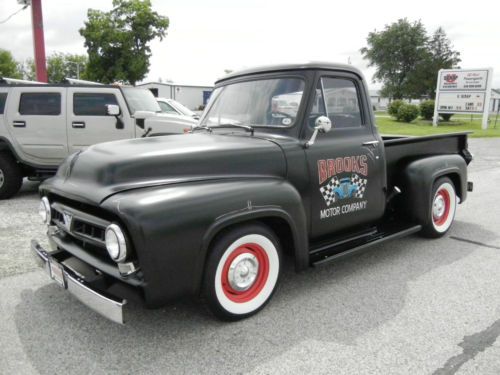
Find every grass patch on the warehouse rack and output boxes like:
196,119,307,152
375,116,500,138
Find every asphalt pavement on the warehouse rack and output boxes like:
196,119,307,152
1,138,499,375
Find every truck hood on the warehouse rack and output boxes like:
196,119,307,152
43,133,286,204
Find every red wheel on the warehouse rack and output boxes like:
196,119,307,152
204,224,281,320
421,177,457,238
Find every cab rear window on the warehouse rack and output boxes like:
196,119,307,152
19,93,61,115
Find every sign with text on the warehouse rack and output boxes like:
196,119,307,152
439,70,489,91
437,92,486,113
433,68,493,129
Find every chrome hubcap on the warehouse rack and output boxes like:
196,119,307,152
228,253,259,291
0,169,4,189
433,195,445,218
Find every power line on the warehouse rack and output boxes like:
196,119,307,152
0,5,29,25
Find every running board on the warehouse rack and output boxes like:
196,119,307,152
310,224,422,266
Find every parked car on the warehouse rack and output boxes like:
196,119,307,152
156,97,200,120
32,62,473,324
0,83,197,199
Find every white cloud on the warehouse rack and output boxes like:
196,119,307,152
0,0,499,88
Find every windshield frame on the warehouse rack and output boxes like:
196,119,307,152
121,87,162,115
199,73,307,129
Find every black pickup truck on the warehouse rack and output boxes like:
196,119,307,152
32,62,473,323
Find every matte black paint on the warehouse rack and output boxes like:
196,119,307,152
39,63,471,307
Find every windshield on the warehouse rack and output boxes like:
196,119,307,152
200,77,305,127
122,87,161,114
169,100,196,117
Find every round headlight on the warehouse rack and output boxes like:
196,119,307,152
38,197,51,224
105,224,127,263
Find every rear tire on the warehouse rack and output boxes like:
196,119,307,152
420,177,457,238
203,223,282,321
0,152,23,200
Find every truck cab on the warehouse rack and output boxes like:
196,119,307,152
31,63,472,323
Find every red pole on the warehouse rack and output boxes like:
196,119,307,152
31,0,48,82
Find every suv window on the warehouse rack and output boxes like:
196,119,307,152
0,93,7,114
313,78,362,129
74,93,118,116
19,93,61,115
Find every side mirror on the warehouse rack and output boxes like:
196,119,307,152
106,104,120,116
305,116,332,148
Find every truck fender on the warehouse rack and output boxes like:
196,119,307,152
399,154,467,225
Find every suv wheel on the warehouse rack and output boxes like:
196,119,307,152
0,152,23,200
203,223,282,321
421,177,457,238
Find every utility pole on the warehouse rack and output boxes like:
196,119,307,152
19,0,48,82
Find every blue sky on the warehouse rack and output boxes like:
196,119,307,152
1,0,498,88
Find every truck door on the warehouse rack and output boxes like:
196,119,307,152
7,87,68,163
66,87,134,153
305,74,385,238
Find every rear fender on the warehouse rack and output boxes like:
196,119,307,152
399,154,467,225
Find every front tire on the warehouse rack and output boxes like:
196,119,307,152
203,223,282,321
421,177,457,238
0,152,23,200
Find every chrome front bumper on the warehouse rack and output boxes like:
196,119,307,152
31,240,127,324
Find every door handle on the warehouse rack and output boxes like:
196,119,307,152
13,121,26,128
72,122,86,129
362,140,379,147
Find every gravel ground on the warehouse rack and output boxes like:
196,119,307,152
0,138,499,375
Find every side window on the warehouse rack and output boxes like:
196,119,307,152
73,93,118,116
19,93,61,115
316,78,363,129
0,93,7,114
158,101,178,114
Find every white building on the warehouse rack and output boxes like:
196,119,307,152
136,82,214,110
369,90,391,110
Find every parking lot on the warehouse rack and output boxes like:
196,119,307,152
0,138,499,375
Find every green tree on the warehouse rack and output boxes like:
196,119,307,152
361,19,429,99
0,49,23,79
24,53,89,83
79,0,169,84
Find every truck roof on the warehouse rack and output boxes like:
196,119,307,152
217,61,365,84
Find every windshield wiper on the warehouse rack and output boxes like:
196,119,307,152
210,123,255,135
191,125,212,133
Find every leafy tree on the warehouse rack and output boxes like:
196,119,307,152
79,0,169,85
0,49,23,79
24,53,89,83
361,19,428,99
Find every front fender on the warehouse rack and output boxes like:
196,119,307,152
101,178,307,306
399,154,467,225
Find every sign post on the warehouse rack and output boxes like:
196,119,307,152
433,68,493,129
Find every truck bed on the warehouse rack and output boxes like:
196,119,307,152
383,132,471,187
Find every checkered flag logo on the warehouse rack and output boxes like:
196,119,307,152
319,176,341,206
351,173,368,198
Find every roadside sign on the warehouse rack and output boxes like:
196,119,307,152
433,68,494,129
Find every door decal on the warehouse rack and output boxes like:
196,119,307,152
317,156,369,219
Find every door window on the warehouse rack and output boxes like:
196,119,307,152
0,93,7,114
313,78,363,129
19,93,61,115
73,93,118,116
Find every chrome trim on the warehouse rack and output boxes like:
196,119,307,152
30,240,127,324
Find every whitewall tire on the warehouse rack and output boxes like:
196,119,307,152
421,177,457,238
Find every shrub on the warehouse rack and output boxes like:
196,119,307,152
419,100,435,120
440,113,453,121
396,103,419,122
387,99,405,118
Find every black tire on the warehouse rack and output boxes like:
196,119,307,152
0,152,23,200
203,223,282,321
420,177,457,238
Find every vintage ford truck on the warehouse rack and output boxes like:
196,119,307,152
31,62,473,323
